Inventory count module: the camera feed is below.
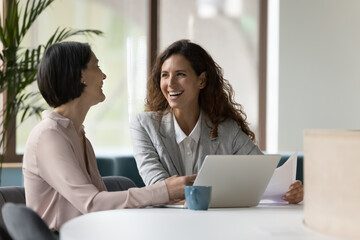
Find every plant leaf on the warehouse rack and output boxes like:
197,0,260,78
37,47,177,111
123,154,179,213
0,0,103,153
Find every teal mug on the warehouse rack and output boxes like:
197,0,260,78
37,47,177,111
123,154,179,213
185,186,212,210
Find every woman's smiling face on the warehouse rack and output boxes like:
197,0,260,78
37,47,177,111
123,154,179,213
160,54,205,112
81,51,107,105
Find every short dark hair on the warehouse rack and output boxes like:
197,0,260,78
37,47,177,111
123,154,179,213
37,41,91,107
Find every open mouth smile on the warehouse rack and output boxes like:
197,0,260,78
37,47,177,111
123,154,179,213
169,91,183,97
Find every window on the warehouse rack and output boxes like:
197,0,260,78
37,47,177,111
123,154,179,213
159,0,262,143
16,0,148,157
3,0,268,162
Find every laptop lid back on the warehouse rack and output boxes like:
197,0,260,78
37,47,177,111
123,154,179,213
193,155,281,208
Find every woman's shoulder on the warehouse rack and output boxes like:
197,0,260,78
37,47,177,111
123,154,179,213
133,111,170,125
218,117,239,129
30,110,70,132
28,118,63,140
29,110,75,139
25,118,68,155
216,118,249,138
136,111,160,119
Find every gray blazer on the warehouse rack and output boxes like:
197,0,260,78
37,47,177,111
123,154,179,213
130,111,263,186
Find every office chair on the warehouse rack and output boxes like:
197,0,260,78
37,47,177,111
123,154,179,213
97,156,146,187
0,177,134,239
2,203,56,240
0,187,26,240
102,176,137,192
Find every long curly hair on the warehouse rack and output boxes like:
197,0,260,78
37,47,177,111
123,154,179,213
145,39,255,141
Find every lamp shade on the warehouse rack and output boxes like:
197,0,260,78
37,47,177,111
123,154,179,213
304,130,360,238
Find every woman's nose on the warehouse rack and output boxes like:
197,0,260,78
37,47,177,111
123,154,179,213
168,74,175,86
103,72,107,80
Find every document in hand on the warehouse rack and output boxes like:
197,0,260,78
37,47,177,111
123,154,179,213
261,152,297,203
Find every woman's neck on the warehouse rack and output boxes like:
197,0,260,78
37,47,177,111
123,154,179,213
54,100,89,135
173,107,200,136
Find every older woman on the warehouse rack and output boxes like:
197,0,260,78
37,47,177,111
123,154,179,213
23,41,195,231
130,39,303,204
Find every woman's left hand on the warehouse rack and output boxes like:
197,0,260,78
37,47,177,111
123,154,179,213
282,180,303,204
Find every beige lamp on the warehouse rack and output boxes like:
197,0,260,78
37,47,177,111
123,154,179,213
304,130,360,238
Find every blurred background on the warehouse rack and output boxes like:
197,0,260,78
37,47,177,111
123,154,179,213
4,0,360,158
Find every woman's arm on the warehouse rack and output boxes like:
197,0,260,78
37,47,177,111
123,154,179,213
229,123,263,155
130,115,171,185
35,129,169,212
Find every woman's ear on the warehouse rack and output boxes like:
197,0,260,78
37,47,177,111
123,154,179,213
199,72,207,89
81,77,86,85
81,70,87,85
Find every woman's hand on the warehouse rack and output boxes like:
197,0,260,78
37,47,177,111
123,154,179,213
164,174,197,200
282,180,303,204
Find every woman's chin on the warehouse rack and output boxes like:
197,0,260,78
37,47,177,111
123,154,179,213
92,95,106,106
100,95,106,103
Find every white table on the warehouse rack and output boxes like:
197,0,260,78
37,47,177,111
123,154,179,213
60,203,342,240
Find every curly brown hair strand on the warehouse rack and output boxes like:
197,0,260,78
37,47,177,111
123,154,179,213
145,39,256,141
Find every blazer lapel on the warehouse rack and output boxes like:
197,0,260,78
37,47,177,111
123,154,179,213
195,114,220,172
159,112,184,175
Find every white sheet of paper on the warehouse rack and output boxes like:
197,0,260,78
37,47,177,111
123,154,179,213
261,152,297,203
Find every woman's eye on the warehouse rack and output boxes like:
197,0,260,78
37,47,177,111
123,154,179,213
161,73,168,78
177,72,185,77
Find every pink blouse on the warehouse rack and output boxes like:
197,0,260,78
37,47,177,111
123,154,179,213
23,111,169,231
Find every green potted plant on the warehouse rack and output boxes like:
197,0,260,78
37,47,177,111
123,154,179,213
0,0,102,173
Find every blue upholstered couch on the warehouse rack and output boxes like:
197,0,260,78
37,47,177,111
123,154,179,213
277,153,304,183
96,156,146,187
96,153,304,187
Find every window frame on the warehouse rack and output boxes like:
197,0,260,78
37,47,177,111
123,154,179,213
1,0,268,163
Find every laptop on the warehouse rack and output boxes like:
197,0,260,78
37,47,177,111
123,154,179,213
157,154,280,208
193,154,281,208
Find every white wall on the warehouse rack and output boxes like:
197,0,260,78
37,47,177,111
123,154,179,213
277,0,360,151
159,0,261,137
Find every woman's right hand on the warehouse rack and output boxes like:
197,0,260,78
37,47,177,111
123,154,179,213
164,174,197,200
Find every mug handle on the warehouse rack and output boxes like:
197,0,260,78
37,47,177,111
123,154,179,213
191,188,198,205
